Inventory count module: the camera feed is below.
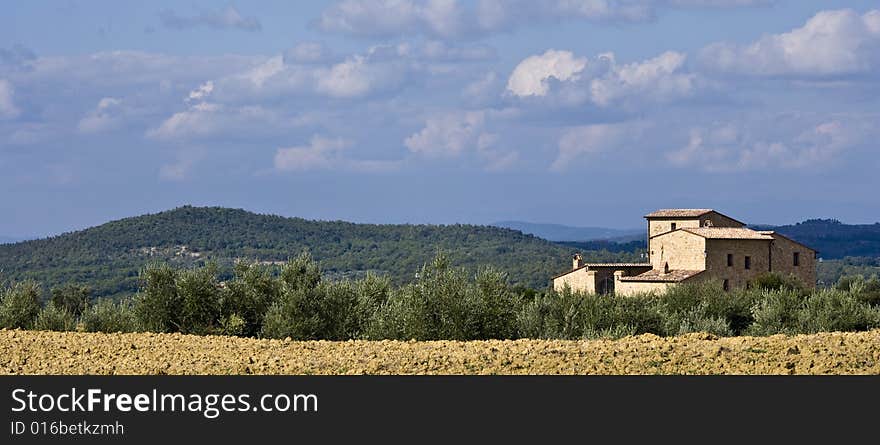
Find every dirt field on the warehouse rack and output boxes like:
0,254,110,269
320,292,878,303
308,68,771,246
2,329,879,375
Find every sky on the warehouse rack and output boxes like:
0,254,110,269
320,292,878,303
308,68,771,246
1,0,878,237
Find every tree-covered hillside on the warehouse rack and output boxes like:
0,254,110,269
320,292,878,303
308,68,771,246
0,206,599,299
753,219,880,259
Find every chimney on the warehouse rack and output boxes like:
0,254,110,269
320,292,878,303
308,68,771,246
572,253,584,269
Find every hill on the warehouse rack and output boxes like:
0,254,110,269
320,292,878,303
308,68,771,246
0,206,632,299
752,219,880,259
492,221,642,242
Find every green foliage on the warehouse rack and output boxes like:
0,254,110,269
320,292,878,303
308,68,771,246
516,289,664,340
133,263,180,333
49,284,91,317
365,253,523,340
33,303,76,332
262,254,373,340
752,273,807,293
0,206,581,299
176,263,222,335
797,289,880,334
0,280,42,329
835,274,880,306
81,298,136,333
220,261,281,337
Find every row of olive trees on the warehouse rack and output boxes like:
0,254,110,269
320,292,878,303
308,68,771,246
2,253,880,340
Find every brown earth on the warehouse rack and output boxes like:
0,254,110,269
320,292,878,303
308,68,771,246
2,329,879,375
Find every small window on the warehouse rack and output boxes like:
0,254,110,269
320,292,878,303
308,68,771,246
744,256,751,270
671,222,677,230
746,281,751,290
727,254,733,267
723,279,729,291
793,252,800,267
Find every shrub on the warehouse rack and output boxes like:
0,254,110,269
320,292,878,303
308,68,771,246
0,280,42,329
796,289,880,334
49,284,91,317
221,261,282,337
176,263,222,335
753,273,807,294
836,275,880,307
33,303,76,332
133,263,180,333
747,289,805,336
82,298,136,333
262,281,362,340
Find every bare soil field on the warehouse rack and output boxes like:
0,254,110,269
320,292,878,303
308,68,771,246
2,329,879,375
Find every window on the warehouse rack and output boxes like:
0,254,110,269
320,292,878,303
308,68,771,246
746,282,751,290
727,254,733,267
723,279,729,291
793,252,800,267
671,222,677,230
744,256,751,270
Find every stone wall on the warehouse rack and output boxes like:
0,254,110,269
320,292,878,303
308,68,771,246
649,230,706,271
768,234,817,289
705,239,771,290
553,268,595,293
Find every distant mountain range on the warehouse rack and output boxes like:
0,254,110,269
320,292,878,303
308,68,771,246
492,221,643,242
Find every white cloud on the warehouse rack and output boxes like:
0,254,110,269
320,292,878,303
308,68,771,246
319,0,776,39
507,50,697,107
159,6,262,32
186,81,214,103
700,9,880,77
404,111,487,157
551,122,645,171
0,79,19,119
77,97,123,134
667,119,866,171
274,135,400,172
590,51,695,106
275,136,350,171
506,50,587,97
404,110,518,170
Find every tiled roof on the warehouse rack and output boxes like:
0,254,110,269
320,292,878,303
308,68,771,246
757,231,817,252
644,209,714,218
584,263,652,268
619,269,705,282
552,263,652,279
680,227,772,240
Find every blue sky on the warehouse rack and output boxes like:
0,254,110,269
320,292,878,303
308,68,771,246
1,0,878,237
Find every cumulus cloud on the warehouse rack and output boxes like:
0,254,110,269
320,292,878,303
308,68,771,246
507,50,697,107
77,97,123,134
700,9,880,77
284,42,334,64
589,51,695,106
551,122,645,171
667,119,867,171
318,0,776,39
506,50,587,97
159,6,262,32
404,110,518,170
0,79,20,119
274,135,401,172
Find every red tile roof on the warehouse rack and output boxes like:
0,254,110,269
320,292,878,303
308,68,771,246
618,269,705,282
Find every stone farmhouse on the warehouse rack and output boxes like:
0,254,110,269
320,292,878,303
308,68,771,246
552,209,817,296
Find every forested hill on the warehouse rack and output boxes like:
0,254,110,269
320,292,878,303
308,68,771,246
752,219,880,259
0,206,621,299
